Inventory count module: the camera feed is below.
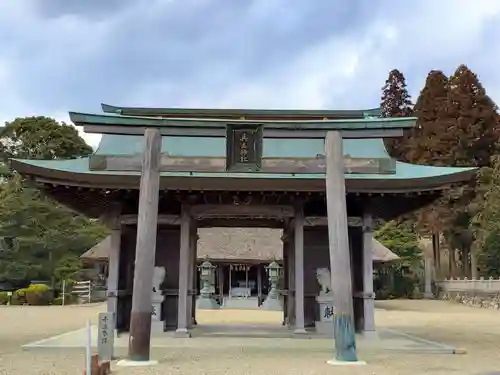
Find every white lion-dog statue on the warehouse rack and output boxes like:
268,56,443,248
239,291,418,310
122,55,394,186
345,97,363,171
152,266,166,294
316,267,332,296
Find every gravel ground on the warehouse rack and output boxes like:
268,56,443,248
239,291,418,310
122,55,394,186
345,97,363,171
0,300,499,375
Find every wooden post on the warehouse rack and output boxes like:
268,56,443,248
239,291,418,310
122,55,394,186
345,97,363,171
325,131,359,362
191,230,199,326
186,220,194,327
228,265,232,299
293,207,307,334
362,212,377,338
257,265,262,306
127,128,162,362
107,223,121,335
287,235,296,327
218,264,224,304
175,206,191,337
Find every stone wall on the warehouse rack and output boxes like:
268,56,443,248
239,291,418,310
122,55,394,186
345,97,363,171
438,277,500,310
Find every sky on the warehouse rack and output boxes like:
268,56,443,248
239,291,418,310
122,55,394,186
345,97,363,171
1,0,500,148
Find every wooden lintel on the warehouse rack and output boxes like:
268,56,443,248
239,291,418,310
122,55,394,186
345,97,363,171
89,154,396,175
305,216,363,227
120,214,180,225
190,204,295,218
118,214,363,227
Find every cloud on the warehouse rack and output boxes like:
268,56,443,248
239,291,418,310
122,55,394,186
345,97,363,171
0,0,499,148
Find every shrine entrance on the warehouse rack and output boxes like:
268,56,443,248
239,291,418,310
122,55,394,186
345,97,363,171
10,102,476,363
194,225,285,333
196,226,284,310
189,206,292,332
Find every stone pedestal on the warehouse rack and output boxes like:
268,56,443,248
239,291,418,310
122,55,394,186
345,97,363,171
262,294,283,311
196,295,220,309
150,295,164,336
315,293,334,336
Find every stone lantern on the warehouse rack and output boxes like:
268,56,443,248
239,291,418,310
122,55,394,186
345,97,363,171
262,260,282,310
196,259,219,309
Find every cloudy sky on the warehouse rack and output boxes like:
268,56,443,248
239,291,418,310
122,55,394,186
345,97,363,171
1,0,499,148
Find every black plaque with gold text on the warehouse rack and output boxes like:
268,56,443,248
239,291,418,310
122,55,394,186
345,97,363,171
226,125,262,171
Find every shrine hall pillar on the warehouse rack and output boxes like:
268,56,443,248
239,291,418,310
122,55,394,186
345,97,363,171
106,219,121,335
293,206,307,334
176,205,192,337
187,219,198,327
362,212,377,338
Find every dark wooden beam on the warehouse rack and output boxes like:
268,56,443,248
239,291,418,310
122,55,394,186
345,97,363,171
190,204,294,218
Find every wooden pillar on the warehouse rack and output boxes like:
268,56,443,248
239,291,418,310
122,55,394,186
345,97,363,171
245,266,249,297
257,265,262,306
186,219,195,327
107,223,121,334
293,206,306,334
127,128,162,362
288,229,296,327
362,212,377,338
175,206,191,337
228,265,233,299
218,264,224,304
325,131,359,362
190,227,198,326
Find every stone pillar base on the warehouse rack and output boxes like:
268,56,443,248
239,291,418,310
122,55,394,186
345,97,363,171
293,328,308,335
423,292,434,299
174,328,192,338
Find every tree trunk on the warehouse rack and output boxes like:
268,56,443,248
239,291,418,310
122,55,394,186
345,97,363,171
448,246,456,278
432,233,441,279
470,247,478,279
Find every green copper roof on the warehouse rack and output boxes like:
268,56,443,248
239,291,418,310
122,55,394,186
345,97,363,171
11,155,475,181
69,112,416,130
101,103,382,119
10,136,475,185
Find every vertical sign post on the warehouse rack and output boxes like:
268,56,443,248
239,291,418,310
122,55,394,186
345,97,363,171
97,312,115,361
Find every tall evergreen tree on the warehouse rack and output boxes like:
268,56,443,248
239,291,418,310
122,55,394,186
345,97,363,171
380,69,414,159
445,64,500,168
407,70,450,165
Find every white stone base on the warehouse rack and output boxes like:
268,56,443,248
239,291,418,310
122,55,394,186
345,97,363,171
150,320,164,336
174,328,192,338
116,359,159,367
293,328,308,335
423,292,434,299
362,330,379,341
315,321,333,336
327,359,367,366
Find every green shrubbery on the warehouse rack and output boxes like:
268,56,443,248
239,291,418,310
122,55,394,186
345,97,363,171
0,283,51,305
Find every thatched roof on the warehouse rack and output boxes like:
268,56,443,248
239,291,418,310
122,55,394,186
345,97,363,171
81,228,399,263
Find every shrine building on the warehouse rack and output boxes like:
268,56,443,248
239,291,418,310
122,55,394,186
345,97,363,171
9,103,475,359
81,227,400,307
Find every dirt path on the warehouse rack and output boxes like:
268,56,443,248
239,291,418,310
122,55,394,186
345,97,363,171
0,300,499,375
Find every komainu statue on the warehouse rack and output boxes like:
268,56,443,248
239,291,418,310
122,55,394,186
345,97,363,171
316,267,332,296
